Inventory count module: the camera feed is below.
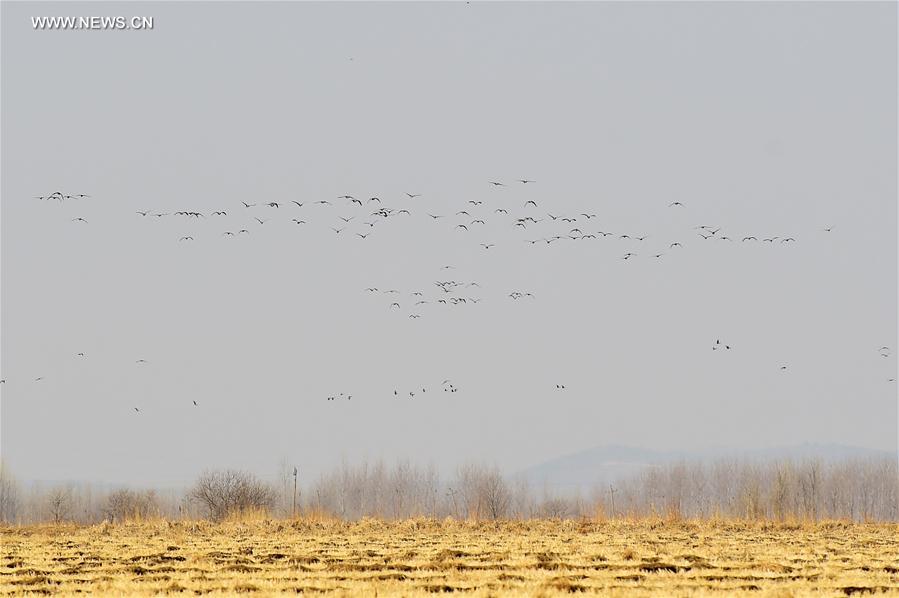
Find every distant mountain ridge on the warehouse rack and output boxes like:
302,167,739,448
520,443,896,494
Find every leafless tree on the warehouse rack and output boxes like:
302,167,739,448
0,461,19,523
45,486,73,523
189,470,276,520
104,489,160,522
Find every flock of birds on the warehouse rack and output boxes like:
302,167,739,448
6,182,896,416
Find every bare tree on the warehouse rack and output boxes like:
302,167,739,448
104,489,160,522
45,486,73,523
0,461,19,523
189,470,276,520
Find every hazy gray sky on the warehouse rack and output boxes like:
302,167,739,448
1,1,896,487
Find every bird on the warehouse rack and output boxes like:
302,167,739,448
339,216,354,223
581,213,597,219
824,227,833,232
495,208,508,214
136,359,148,364
406,193,421,198
267,202,280,208
34,377,44,382
469,200,483,205
242,202,257,208
780,366,787,371
77,352,85,357
292,201,304,208
781,237,796,243
389,302,400,309
409,314,421,319
524,200,538,207
134,407,141,413
193,400,198,406
455,224,468,231
669,202,685,207
238,229,250,234
518,179,535,184
338,195,355,200
670,242,683,248
254,217,268,225
292,219,306,225
332,227,345,234
428,214,443,220
136,211,150,216
480,243,495,249
179,236,194,241
356,233,370,239
742,237,758,242
71,217,88,223
212,211,227,216
489,181,504,186
556,384,565,390
456,211,471,216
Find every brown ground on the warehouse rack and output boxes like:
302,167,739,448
2,518,897,596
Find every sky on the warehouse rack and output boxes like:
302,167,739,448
1,1,896,487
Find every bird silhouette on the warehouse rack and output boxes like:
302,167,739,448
71,217,88,223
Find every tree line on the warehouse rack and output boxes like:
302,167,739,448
1,456,896,524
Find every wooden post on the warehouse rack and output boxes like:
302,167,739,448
292,467,298,518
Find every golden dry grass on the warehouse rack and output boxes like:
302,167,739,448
1,517,897,596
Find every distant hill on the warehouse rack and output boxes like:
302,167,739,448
519,443,895,495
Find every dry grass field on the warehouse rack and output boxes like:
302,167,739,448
2,517,897,597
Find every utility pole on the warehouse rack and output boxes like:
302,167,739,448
609,484,617,518
292,467,298,518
